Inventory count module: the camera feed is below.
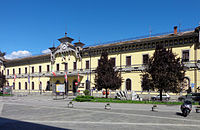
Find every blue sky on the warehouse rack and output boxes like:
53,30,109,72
0,0,200,59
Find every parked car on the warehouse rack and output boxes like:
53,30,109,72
178,93,200,102
151,93,170,101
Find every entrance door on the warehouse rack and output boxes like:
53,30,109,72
73,79,77,94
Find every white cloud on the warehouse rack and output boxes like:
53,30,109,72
42,49,51,54
5,50,32,59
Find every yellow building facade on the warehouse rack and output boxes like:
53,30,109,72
2,26,200,95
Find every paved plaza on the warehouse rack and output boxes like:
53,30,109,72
0,95,200,130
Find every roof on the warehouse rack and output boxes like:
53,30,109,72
5,54,50,64
58,36,74,42
85,30,195,49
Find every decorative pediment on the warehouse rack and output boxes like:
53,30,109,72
50,36,82,64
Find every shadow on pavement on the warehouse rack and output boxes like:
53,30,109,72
0,117,70,130
176,112,183,117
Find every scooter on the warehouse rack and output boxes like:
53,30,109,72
181,100,192,117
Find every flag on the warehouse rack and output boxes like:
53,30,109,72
28,75,30,83
87,73,88,81
13,74,16,82
52,71,56,77
65,72,67,83
78,72,80,82
51,65,56,76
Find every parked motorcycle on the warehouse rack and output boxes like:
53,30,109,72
180,100,192,117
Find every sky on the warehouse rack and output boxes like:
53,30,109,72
0,0,200,59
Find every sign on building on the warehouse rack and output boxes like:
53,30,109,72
56,84,65,93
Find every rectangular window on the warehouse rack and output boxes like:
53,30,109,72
19,82,21,90
73,62,77,70
39,66,42,73
47,65,50,72
56,64,59,71
25,67,27,74
13,69,15,75
7,69,9,76
25,82,27,90
86,61,89,69
65,63,68,71
19,68,21,74
110,58,116,67
182,50,189,62
126,56,131,66
143,54,149,65
32,67,34,73
32,82,34,90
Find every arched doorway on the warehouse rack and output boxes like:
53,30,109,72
73,79,78,95
126,79,131,91
46,81,50,91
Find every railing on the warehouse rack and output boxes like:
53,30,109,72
183,60,200,69
5,64,147,79
6,60,200,79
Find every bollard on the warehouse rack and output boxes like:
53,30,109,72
68,101,73,108
152,104,158,112
195,106,200,113
105,103,111,110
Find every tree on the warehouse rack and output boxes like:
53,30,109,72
0,50,6,89
0,74,6,89
0,51,6,57
95,51,122,98
142,46,185,101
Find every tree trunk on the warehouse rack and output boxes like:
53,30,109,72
160,89,163,101
106,89,108,98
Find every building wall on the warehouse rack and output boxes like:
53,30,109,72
4,33,200,94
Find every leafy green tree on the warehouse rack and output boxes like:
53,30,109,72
95,51,122,98
0,50,6,89
0,74,6,88
142,46,185,101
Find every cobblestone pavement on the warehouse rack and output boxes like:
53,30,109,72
0,95,200,130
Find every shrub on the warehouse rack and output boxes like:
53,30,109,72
83,90,90,96
74,95,94,102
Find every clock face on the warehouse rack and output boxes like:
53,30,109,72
62,44,67,50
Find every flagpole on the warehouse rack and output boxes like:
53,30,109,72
28,64,30,94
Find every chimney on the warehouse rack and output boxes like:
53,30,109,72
174,26,177,34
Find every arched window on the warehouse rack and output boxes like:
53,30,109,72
32,82,34,90
25,82,27,90
126,79,131,91
19,82,21,90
